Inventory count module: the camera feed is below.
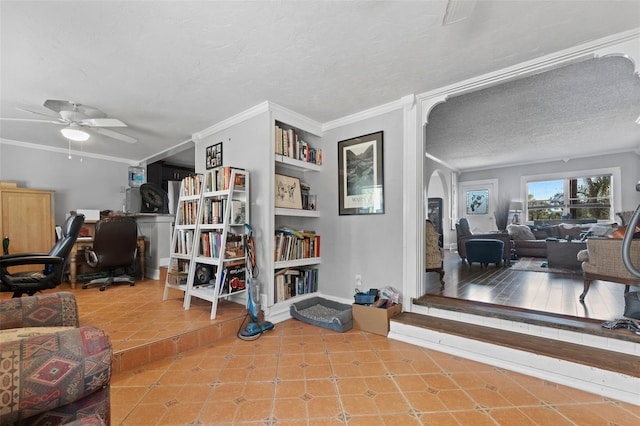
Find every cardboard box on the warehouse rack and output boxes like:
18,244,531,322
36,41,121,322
167,271,188,286
352,303,402,336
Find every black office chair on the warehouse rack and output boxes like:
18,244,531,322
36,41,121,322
0,214,85,298
82,216,138,291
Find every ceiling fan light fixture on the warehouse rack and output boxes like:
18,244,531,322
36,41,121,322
61,124,90,141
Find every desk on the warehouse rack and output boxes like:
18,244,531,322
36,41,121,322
69,236,145,289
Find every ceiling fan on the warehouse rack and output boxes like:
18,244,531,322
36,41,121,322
1,99,137,143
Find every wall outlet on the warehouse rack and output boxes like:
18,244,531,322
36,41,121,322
355,274,362,288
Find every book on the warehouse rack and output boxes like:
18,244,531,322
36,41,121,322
231,200,245,225
208,167,246,191
223,260,246,294
308,194,317,211
224,233,245,259
275,125,283,155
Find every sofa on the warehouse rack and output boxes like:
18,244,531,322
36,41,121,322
0,292,111,426
506,222,614,258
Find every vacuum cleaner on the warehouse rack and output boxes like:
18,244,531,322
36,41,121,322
238,224,274,340
622,180,640,279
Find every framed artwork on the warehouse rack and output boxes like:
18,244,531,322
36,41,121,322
206,142,223,169
274,174,303,209
427,197,443,235
466,189,489,215
338,131,384,215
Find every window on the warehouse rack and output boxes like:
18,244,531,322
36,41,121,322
527,174,612,221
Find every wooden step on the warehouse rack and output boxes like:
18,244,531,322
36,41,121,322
111,312,248,374
414,294,640,343
392,310,639,378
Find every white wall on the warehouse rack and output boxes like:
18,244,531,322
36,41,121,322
0,143,130,225
424,157,456,248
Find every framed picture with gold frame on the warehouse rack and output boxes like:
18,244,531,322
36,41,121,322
274,174,302,209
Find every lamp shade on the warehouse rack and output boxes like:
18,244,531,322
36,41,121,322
509,201,524,211
61,124,90,141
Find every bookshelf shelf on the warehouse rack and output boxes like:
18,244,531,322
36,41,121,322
275,257,322,269
275,208,320,217
163,168,250,319
275,155,322,172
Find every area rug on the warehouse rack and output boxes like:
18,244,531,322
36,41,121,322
510,257,581,276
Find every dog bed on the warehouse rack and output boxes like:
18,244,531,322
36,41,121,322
290,296,352,332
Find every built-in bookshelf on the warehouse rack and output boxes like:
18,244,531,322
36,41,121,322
163,168,250,319
274,123,323,166
270,120,323,311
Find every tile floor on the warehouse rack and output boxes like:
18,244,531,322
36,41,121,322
111,320,640,425
4,280,640,425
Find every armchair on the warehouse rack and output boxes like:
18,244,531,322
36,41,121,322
82,216,138,291
455,218,512,266
425,220,445,284
0,214,84,297
578,238,640,301
0,292,111,425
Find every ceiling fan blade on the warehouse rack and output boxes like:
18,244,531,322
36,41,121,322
93,128,137,144
0,117,64,125
44,99,105,118
81,118,127,127
16,107,64,121
43,99,74,113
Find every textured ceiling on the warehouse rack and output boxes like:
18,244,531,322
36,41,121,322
426,56,640,171
0,1,639,167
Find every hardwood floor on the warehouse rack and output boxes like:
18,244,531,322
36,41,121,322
419,250,627,321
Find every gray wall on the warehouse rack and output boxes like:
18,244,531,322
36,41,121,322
195,112,272,296
460,151,640,223
321,109,405,300
0,143,130,225
193,108,405,303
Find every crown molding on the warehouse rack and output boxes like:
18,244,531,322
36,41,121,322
268,102,323,136
192,102,271,141
139,137,194,165
192,101,324,142
0,138,139,165
417,28,640,124
322,96,412,131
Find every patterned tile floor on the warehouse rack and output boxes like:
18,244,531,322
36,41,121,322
0,279,245,352
111,320,640,425
4,280,639,425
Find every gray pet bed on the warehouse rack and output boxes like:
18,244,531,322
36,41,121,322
290,297,353,332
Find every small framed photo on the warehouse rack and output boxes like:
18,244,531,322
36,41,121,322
466,189,489,215
206,142,223,170
338,131,384,215
274,174,303,209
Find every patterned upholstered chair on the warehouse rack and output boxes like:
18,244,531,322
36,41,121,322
0,292,111,426
425,220,445,284
578,238,640,301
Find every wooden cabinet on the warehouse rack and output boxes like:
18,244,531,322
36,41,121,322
0,182,55,271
